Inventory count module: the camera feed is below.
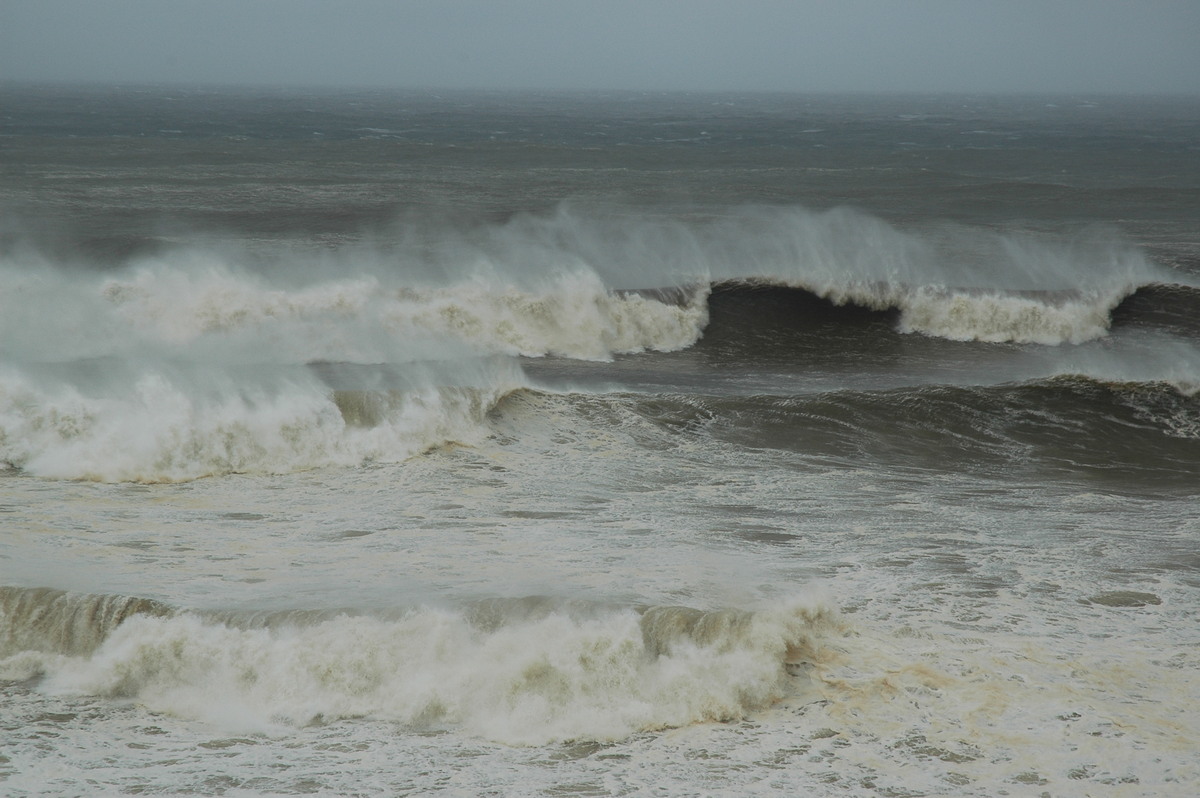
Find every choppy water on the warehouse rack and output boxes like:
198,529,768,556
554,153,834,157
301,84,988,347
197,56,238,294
2,85,1199,796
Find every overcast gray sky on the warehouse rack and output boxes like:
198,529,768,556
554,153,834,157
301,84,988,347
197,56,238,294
3,0,1198,94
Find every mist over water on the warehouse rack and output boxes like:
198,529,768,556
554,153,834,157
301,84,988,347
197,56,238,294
1,203,1178,482
2,86,1199,796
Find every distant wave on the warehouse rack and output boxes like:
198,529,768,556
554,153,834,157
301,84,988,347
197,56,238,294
0,586,836,744
2,203,1177,360
0,256,710,364
702,279,1134,346
2,202,1193,482
697,277,1200,348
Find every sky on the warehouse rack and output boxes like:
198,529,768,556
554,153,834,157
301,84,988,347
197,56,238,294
2,0,1199,94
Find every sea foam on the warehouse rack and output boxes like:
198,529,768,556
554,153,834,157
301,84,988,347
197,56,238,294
0,364,515,482
2,590,835,745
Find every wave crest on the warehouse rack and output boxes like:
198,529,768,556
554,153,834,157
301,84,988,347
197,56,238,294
0,364,517,482
895,285,1126,344
1,588,838,744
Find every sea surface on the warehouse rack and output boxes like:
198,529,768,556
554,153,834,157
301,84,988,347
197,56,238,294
2,84,1199,796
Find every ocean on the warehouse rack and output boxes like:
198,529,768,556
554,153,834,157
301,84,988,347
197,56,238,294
1,84,1198,796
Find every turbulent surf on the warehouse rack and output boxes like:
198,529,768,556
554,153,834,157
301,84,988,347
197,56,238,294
2,86,1198,796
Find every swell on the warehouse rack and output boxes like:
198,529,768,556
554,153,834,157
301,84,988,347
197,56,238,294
0,586,835,743
4,279,1196,483
566,375,1200,490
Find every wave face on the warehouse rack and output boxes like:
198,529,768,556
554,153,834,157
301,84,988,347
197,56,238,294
555,376,1200,491
0,587,172,658
0,587,833,744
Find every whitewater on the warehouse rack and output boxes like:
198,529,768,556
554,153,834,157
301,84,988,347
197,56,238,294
2,204,1183,483
2,86,1199,796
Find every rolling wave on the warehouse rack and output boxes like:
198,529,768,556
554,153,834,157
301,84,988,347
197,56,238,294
0,586,834,744
2,202,1195,482
514,375,1200,490
5,278,1198,482
2,203,1179,362
0,360,521,481
698,278,1198,348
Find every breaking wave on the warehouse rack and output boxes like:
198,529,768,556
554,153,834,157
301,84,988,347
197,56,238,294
2,202,1192,482
0,360,520,482
0,587,836,744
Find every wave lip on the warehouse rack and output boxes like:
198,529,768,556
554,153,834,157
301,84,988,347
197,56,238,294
0,586,173,659
894,284,1130,344
382,274,709,361
1,587,836,744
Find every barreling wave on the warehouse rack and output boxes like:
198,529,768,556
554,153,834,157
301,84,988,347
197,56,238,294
2,202,1190,482
0,237,706,481
3,203,1174,363
701,279,1136,348
459,202,1166,346
674,281,1200,385
0,586,837,744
